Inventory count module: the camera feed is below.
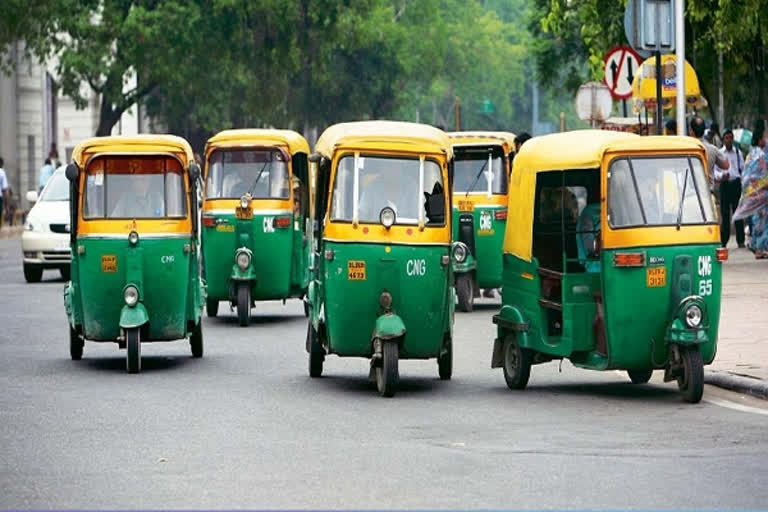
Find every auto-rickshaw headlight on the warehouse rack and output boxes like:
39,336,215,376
240,195,250,209
379,207,396,229
128,230,139,246
236,250,251,270
684,304,703,328
124,285,139,307
453,242,468,263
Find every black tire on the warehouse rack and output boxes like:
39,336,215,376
627,368,653,384
126,327,141,374
23,264,43,283
502,335,532,390
60,266,71,281
376,341,399,397
190,321,203,358
307,322,324,378
456,273,474,312
677,346,704,403
206,298,219,318
69,325,83,361
438,336,452,380
236,284,250,327
303,298,310,318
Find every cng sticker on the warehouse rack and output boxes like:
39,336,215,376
101,254,117,273
698,255,712,276
263,217,275,233
406,259,426,276
478,210,493,233
347,260,366,280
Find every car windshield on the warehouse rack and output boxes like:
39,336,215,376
83,155,187,219
40,171,69,201
330,155,445,226
206,149,289,199
608,155,716,228
453,148,506,194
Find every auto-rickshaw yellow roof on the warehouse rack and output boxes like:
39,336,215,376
205,129,310,155
503,130,708,261
315,121,453,159
71,134,195,165
448,131,516,152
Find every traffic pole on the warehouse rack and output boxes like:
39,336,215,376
675,0,685,135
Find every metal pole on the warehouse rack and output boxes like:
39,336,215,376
675,0,686,135
655,50,663,135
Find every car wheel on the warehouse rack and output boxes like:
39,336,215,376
24,264,43,283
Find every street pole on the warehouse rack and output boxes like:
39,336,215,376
675,0,685,135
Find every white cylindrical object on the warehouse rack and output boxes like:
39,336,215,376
675,0,686,135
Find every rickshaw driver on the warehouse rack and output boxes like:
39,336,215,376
111,175,164,218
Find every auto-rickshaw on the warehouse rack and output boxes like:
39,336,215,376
307,121,455,397
448,131,515,311
201,130,311,326
63,135,206,373
491,130,724,403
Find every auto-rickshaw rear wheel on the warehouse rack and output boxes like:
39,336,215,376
307,322,324,378
627,369,653,384
456,273,474,313
126,327,141,374
503,335,531,390
376,341,399,397
69,324,83,361
303,298,310,318
236,284,250,327
438,336,452,380
677,346,704,403
206,299,219,318
190,321,204,358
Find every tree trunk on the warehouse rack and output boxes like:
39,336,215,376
95,95,120,136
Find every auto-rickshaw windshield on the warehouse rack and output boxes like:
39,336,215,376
83,155,187,219
608,155,716,228
206,150,289,199
453,149,506,195
330,155,445,226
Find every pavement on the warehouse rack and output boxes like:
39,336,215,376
1,236,767,508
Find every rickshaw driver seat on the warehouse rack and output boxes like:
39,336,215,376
576,203,601,272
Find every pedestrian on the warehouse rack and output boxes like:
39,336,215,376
733,124,768,259
706,122,723,148
715,130,746,248
48,143,61,168
665,119,677,135
38,158,55,192
0,157,8,228
514,132,531,153
689,116,729,192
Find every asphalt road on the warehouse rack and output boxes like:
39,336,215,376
1,238,767,509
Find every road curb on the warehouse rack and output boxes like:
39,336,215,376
705,370,768,399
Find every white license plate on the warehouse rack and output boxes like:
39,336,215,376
55,240,70,251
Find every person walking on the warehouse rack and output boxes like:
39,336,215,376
733,126,768,259
0,157,9,228
38,159,55,192
689,116,729,192
716,130,746,248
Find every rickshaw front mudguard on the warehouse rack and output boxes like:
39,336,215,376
491,304,531,368
452,254,477,275
665,318,709,346
120,303,149,330
372,313,407,342
230,265,257,282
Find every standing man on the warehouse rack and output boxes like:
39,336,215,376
0,157,8,227
716,130,746,248
689,116,729,193
38,158,55,192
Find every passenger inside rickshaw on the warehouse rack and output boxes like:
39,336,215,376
208,150,289,199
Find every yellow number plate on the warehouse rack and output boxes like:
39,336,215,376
458,200,474,212
216,224,234,232
646,267,666,287
347,260,366,280
235,207,253,220
101,254,117,273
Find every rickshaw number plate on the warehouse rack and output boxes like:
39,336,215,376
101,254,117,273
347,260,366,280
235,207,253,220
646,267,666,287
458,200,474,212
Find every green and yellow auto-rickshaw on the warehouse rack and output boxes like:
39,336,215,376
64,135,205,373
202,130,311,326
491,131,724,403
448,131,515,311
306,121,455,397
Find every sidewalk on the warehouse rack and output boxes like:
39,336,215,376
0,225,22,239
705,243,768,398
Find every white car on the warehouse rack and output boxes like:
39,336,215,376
22,166,71,282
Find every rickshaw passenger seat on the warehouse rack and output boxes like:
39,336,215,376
576,203,601,273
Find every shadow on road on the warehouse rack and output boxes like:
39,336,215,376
305,373,446,397
206,313,305,326
76,354,197,373
484,379,680,403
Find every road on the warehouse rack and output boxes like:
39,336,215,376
1,238,767,509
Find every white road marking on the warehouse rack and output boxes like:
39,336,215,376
703,396,768,416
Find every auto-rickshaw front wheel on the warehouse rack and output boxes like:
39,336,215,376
236,284,250,327
503,335,531,390
456,273,474,312
677,346,704,403
190,321,203,358
126,327,141,374
376,341,399,397
206,299,219,318
69,325,83,361
627,369,653,384
438,336,452,380
307,322,324,378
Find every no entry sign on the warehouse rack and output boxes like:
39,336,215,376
603,46,642,100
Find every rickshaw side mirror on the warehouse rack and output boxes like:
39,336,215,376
189,162,201,181
65,163,79,182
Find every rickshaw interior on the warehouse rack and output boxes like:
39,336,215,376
453,146,507,195
205,149,291,200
